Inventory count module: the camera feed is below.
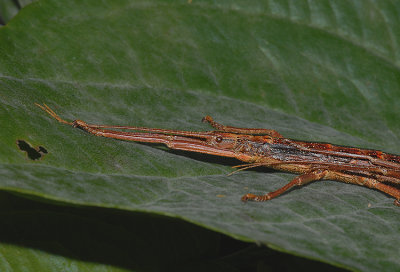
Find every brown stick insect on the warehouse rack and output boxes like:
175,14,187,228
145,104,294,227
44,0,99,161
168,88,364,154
36,103,400,206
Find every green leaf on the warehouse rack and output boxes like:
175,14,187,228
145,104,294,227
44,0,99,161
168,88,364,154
1,0,400,270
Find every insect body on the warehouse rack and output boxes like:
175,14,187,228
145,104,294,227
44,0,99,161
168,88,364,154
36,103,400,206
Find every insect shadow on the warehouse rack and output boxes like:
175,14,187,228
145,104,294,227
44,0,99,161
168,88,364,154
151,143,275,174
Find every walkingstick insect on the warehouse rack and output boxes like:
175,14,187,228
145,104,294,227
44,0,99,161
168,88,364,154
36,103,400,206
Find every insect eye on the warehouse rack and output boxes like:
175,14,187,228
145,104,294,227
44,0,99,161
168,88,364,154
215,136,223,143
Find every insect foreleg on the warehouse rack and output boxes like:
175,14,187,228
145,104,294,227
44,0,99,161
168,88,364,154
241,169,328,202
202,116,283,137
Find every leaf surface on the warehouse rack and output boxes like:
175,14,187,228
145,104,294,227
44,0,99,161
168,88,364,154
1,1,400,270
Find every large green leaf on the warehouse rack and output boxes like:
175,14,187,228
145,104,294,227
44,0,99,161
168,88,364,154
1,0,400,270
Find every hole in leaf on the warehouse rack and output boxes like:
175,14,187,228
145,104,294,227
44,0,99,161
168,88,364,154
16,140,48,160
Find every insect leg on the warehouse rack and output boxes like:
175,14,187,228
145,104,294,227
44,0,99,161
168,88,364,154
241,169,328,202
202,116,283,137
324,171,400,206
242,169,400,206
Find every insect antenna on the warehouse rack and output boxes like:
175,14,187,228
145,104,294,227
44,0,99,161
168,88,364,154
35,103,73,125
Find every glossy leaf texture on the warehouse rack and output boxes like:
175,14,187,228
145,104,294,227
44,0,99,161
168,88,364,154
1,0,400,271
